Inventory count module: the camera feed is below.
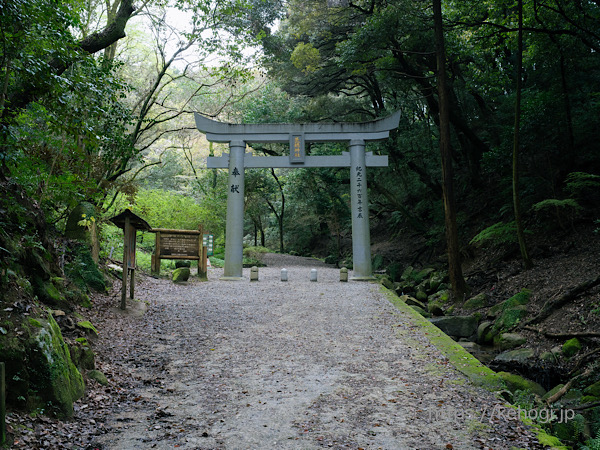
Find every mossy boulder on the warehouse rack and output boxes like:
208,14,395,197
87,369,109,386
380,276,394,290
562,338,582,357
494,332,527,350
69,340,95,371
429,315,478,338
172,267,191,283
494,348,535,365
496,371,546,397
492,305,528,333
463,293,488,310
584,380,600,397
31,314,85,416
415,290,428,302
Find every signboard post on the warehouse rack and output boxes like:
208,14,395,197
109,210,152,310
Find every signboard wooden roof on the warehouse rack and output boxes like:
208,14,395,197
109,209,152,231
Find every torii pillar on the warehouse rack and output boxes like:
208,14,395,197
195,111,401,281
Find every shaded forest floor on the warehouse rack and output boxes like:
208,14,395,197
372,221,600,386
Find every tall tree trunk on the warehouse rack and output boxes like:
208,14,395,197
433,0,469,300
513,0,533,270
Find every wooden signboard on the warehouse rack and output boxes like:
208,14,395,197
151,227,208,280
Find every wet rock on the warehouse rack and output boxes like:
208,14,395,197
429,315,478,338
476,321,493,344
494,348,535,364
495,332,527,350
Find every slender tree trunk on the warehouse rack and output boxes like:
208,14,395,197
513,0,533,270
433,0,469,300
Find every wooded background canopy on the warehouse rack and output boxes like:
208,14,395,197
1,0,599,279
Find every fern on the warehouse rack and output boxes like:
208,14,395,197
565,172,600,197
532,198,581,212
470,221,519,246
580,430,600,450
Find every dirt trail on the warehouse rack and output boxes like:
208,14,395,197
92,255,541,449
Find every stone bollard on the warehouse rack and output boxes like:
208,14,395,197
281,268,288,282
340,267,348,282
310,269,318,282
250,266,259,281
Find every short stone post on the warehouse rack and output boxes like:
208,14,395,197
281,268,288,281
340,267,348,282
250,266,259,281
310,269,318,282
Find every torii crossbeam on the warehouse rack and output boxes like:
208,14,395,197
195,111,401,280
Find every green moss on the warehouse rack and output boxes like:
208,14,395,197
562,338,582,357
492,305,528,333
28,318,42,328
64,243,106,293
87,369,108,386
536,430,568,449
584,381,600,397
382,286,504,392
496,372,546,397
32,314,84,417
463,293,488,310
76,320,98,336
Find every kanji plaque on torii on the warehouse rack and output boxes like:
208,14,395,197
195,111,401,280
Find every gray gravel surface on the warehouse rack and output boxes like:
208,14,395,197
92,254,542,449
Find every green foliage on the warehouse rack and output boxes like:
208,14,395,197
470,221,519,247
64,244,106,293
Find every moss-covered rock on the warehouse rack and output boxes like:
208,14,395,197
69,340,95,371
415,290,428,302
496,371,546,397
494,348,535,364
31,314,85,417
172,267,191,282
562,338,582,357
380,276,394,290
463,293,488,310
494,332,527,350
584,380,600,397
430,315,478,338
87,369,109,386
492,305,528,333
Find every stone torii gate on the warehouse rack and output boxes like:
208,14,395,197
195,111,401,281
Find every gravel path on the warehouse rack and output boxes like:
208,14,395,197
92,254,541,449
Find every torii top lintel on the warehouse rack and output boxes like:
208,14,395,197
194,111,401,144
